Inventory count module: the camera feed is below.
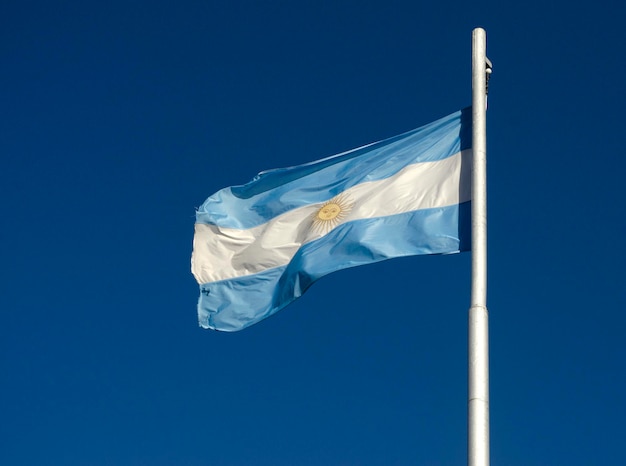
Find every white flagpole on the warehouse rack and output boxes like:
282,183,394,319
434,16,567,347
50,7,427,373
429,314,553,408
469,27,491,466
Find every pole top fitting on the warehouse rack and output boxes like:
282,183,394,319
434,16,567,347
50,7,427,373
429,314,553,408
485,57,493,97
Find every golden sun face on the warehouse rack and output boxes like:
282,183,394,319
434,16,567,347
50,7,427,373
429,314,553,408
311,193,353,233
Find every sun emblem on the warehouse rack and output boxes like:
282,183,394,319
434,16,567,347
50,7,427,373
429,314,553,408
311,193,354,233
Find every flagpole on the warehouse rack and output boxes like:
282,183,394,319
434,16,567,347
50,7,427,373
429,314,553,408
469,27,491,466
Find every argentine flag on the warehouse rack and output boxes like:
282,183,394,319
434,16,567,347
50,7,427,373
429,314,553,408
192,108,472,331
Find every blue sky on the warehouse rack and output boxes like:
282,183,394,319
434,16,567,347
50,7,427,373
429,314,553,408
2,1,625,465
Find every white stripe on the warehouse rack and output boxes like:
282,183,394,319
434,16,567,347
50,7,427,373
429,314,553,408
192,149,471,283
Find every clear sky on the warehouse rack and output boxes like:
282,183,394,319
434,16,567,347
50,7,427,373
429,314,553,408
2,1,625,465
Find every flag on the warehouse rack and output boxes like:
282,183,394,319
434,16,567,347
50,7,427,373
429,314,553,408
192,108,472,331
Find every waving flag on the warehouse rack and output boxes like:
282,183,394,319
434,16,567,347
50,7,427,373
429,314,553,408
192,108,472,331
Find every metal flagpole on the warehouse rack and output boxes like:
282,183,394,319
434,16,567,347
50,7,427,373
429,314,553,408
469,27,491,466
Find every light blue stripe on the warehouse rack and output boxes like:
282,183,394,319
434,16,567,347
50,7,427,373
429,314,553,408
198,201,471,331
197,108,471,229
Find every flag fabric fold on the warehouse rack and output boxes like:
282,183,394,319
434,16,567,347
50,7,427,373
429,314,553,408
192,108,472,331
